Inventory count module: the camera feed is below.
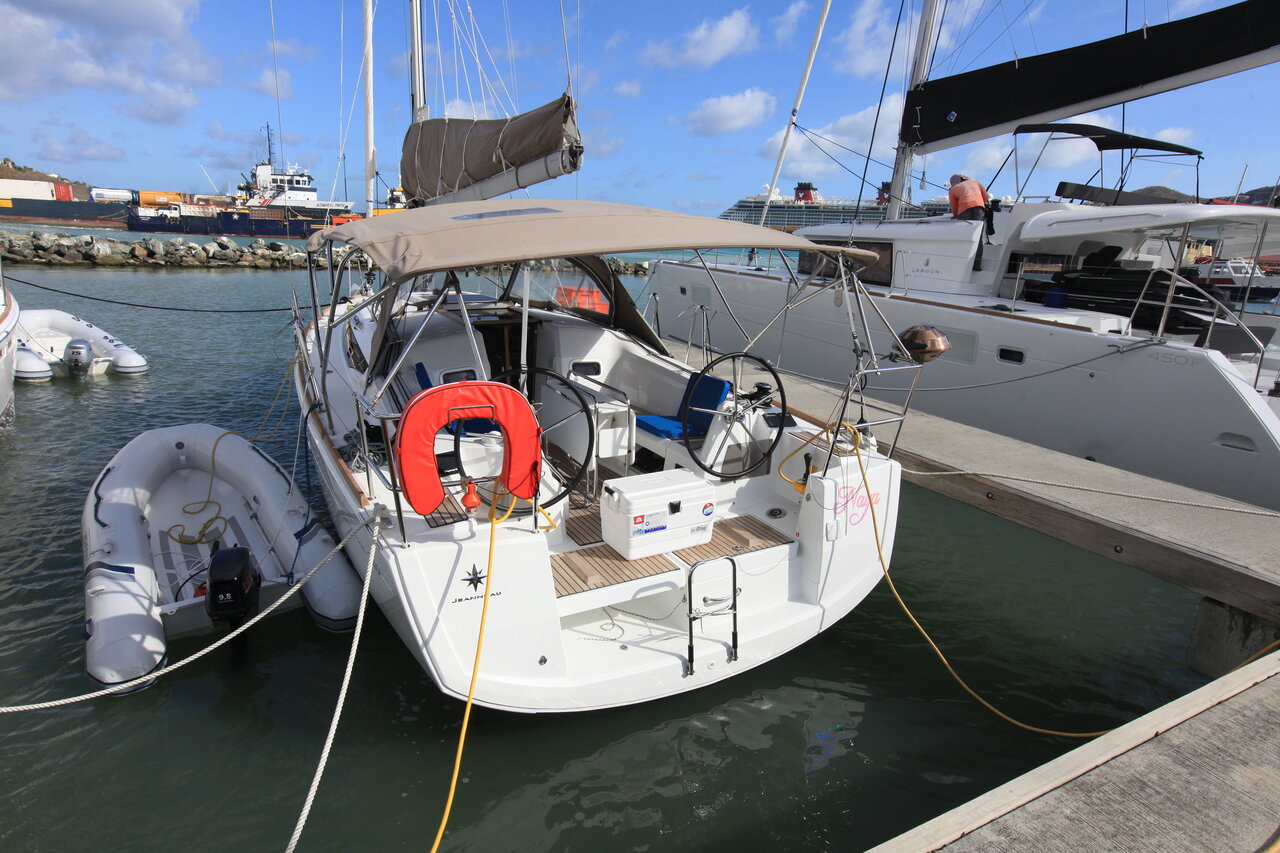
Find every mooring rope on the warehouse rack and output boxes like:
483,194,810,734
286,521,381,853
854,443,1113,739
0,513,377,714
2,272,305,314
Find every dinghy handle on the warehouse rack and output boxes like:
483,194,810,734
91,466,113,529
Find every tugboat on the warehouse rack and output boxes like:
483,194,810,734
127,124,360,239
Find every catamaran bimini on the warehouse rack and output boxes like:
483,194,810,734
293,199,921,713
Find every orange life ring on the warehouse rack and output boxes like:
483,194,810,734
396,380,543,515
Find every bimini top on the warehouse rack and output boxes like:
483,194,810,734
307,198,878,282
1013,122,1202,156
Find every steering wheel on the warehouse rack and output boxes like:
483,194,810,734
681,352,786,480
452,366,594,512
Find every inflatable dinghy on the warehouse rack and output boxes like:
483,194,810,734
82,423,363,686
15,308,147,381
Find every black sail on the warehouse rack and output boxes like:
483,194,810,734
900,0,1280,154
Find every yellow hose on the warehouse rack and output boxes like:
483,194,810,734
853,440,1111,739
429,486,515,853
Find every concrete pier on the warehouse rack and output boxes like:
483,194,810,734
865,651,1280,853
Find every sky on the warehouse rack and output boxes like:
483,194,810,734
0,0,1275,215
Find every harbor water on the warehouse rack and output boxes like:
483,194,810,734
0,265,1207,851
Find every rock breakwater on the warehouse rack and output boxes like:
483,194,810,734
0,231,339,269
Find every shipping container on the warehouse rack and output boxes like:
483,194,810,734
90,187,137,204
191,194,232,206
178,203,218,218
137,190,188,208
0,179,55,201
53,183,73,202
248,206,287,221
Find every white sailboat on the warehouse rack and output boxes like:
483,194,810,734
650,0,1280,511
292,200,915,712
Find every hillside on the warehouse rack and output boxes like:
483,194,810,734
0,158,91,200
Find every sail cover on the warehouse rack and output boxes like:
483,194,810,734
400,92,583,205
901,0,1280,154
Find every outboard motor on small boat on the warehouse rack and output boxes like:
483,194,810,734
63,338,94,377
204,546,262,628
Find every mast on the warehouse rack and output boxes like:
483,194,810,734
886,0,941,220
758,0,833,227
363,0,377,212
409,0,426,120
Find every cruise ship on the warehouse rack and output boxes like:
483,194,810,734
718,182,950,231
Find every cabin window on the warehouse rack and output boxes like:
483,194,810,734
997,347,1024,364
548,267,611,317
442,368,478,384
571,361,602,377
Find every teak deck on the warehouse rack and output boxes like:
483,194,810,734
550,513,792,599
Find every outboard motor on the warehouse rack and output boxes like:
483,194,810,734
63,338,94,377
204,546,262,629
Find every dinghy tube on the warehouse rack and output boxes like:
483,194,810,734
82,424,362,686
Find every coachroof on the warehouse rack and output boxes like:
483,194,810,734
307,198,877,281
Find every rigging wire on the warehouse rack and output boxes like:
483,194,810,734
268,0,288,167
854,0,909,211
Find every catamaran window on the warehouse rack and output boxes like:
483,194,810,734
997,347,1025,364
937,326,977,364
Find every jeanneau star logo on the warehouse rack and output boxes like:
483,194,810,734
462,565,486,591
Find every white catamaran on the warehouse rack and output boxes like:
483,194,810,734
651,0,1280,510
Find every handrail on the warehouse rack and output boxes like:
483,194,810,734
685,555,739,675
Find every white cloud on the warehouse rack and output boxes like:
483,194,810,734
443,99,492,119
687,88,777,136
772,2,810,43
833,0,912,79
33,128,125,163
585,132,624,158
0,0,208,121
613,79,642,98
759,94,904,183
1154,127,1195,146
643,9,760,69
249,68,293,99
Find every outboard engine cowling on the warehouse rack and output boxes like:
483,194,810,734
63,339,94,377
204,546,262,628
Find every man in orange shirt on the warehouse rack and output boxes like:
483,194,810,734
949,174,990,270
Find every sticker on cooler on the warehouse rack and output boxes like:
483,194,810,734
702,502,714,517
631,510,668,536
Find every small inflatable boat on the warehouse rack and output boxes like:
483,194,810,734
15,308,147,381
82,423,363,686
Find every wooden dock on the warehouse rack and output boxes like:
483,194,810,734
865,651,1280,853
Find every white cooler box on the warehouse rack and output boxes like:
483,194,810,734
600,468,717,560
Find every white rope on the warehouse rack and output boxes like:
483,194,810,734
0,514,378,714
901,467,1280,517
285,522,381,853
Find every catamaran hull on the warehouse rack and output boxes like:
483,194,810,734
652,263,1280,510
